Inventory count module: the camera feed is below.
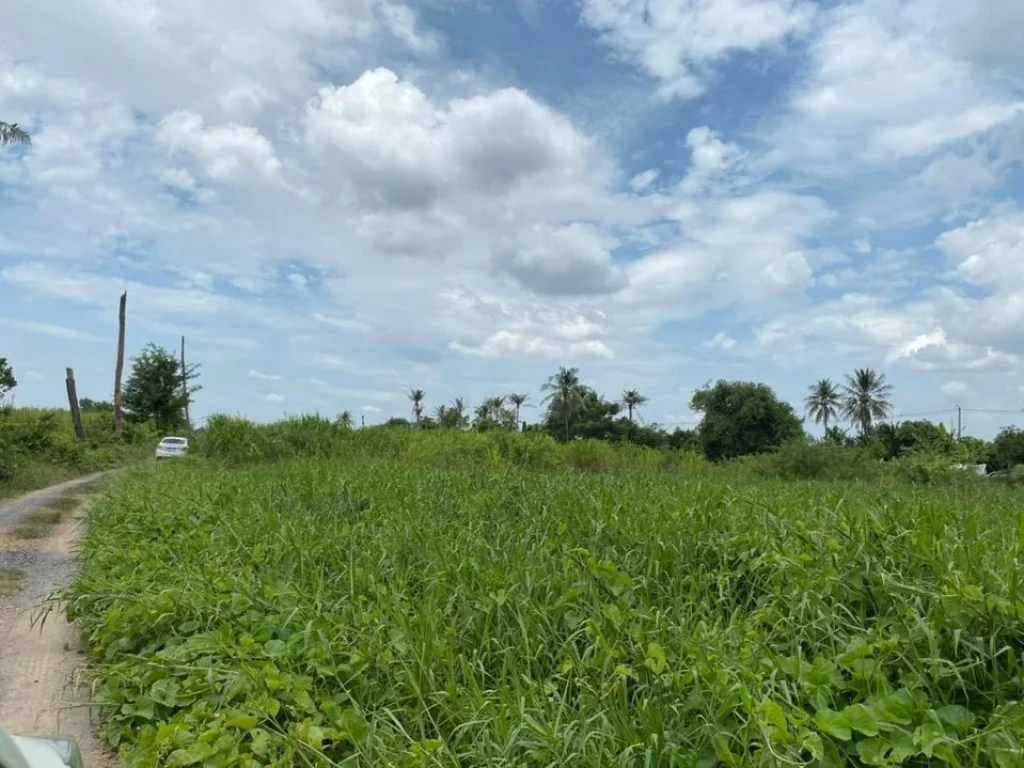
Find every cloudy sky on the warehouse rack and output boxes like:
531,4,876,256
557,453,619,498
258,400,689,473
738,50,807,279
2,0,1023,436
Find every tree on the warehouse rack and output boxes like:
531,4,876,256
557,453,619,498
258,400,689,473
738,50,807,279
408,389,425,424
691,379,803,461
122,343,201,432
804,378,841,433
842,368,893,434
336,410,354,428
0,122,30,146
0,357,16,403
542,366,585,441
621,389,649,424
508,393,530,430
990,427,1024,472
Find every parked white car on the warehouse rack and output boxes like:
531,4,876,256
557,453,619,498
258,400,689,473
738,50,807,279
155,436,189,459
0,727,82,768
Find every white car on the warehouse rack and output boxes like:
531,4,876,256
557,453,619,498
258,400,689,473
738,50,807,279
155,436,189,459
0,727,82,768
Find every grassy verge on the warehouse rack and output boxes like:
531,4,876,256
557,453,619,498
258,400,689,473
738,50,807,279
70,459,1024,766
0,566,26,596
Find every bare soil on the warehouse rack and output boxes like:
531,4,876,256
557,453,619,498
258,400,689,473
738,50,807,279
0,475,117,766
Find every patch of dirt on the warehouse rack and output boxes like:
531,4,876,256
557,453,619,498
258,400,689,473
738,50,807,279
0,489,118,767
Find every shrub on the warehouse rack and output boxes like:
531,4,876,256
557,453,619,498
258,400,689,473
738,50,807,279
764,440,880,481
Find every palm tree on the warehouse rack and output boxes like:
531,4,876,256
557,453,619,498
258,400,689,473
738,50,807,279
842,368,893,434
336,410,354,428
450,397,468,430
434,404,449,423
408,389,425,424
541,366,584,441
0,122,30,146
621,389,649,423
804,379,841,433
508,393,530,430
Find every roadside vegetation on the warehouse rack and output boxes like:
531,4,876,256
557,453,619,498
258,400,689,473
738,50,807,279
0,566,25,596
0,344,196,499
71,452,1024,766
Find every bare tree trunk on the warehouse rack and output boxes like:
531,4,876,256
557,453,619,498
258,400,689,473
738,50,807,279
181,335,190,428
113,291,127,438
66,367,86,442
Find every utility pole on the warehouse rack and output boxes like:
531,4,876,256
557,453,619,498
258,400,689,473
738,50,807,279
361,414,365,428
113,291,127,438
957,405,962,441
181,335,191,428
65,367,86,441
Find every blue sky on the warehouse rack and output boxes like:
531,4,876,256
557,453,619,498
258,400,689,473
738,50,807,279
2,0,1023,437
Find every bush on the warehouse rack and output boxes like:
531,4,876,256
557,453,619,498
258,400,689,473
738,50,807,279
762,440,880,481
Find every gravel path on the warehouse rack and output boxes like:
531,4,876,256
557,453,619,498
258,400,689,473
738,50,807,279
0,477,117,766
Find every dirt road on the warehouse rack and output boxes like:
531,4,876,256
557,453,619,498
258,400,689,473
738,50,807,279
0,475,116,766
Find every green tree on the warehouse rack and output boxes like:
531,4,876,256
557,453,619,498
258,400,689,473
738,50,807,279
990,427,1024,472
0,357,16,403
508,393,530,430
691,380,803,461
408,389,425,424
336,410,354,428
804,378,841,433
842,368,893,433
541,367,585,441
0,122,30,146
122,344,200,432
621,389,649,424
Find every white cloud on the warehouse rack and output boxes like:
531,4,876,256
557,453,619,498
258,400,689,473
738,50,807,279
362,404,382,412
703,332,737,350
774,0,1024,173
260,393,286,402
156,111,281,182
496,223,628,296
305,68,608,209
579,0,814,98
941,380,972,399
0,317,105,342
312,313,371,333
248,369,282,381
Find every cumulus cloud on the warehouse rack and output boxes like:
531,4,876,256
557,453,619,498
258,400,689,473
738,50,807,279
305,68,605,209
156,111,281,182
496,224,628,296
579,0,814,98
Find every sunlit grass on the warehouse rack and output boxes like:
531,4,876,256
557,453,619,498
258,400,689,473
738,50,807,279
70,460,1024,766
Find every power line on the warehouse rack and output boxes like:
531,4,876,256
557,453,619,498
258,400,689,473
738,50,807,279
963,408,1024,415
888,408,957,420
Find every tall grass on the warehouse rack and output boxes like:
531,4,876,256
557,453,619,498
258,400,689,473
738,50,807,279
71,460,1024,766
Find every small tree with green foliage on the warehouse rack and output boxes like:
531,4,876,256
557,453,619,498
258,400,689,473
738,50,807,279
122,344,200,433
691,380,803,461
0,357,16,404
990,427,1024,472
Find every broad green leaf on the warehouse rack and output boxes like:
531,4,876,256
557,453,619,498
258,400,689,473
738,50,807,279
935,704,976,734
645,643,666,675
224,716,258,730
263,639,287,658
150,678,180,707
842,703,881,737
815,709,852,741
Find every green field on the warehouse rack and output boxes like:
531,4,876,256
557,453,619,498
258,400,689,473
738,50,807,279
70,455,1024,766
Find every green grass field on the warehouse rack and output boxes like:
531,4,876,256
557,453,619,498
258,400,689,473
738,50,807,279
69,458,1024,766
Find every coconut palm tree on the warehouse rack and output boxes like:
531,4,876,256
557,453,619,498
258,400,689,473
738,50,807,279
408,389,425,424
541,366,584,441
449,397,468,430
842,368,893,434
508,393,530,430
336,410,354,428
0,122,30,146
804,378,842,433
621,389,649,423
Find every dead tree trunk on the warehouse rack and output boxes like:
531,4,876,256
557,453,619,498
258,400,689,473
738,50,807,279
66,367,86,441
180,335,190,428
114,291,127,438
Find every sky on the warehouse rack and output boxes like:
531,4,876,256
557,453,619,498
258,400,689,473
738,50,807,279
1,0,1023,437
